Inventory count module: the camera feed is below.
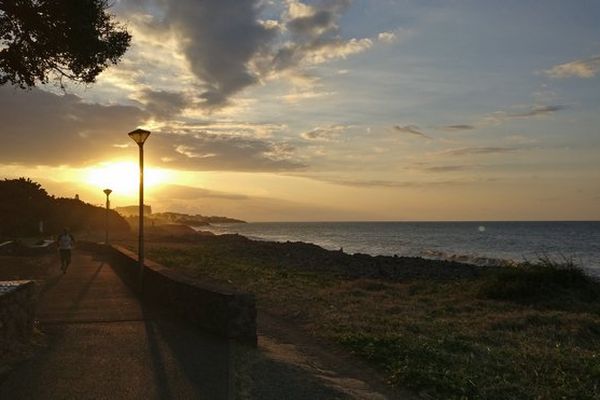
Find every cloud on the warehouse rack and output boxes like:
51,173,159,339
146,182,364,222
135,88,189,120
300,125,348,141
281,90,335,103
442,124,475,132
0,86,305,172
270,0,373,72
0,86,147,166
480,104,566,126
116,0,376,108
506,105,566,118
376,28,412,44
432,104,565,136
165,121,286,139
436,146,519,157
309,176,474,188
543,56,600,79
418,165,469,173
394,125,432,140
149,131,306,172
377,31,397,44
151,184,248,201
163,0,277,107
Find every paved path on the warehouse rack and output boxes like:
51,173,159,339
0,250,396,400
0,251,233,400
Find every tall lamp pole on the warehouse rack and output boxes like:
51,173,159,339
103,188,112,244
128,128,151,290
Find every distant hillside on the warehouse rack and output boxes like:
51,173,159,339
114,205,152,217
152,212,246,226
0,178,129,237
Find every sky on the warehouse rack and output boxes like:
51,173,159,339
1,0,599,221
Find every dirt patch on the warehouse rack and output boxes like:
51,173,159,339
256,312,416,400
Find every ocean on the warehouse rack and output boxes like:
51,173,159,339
195,221,600,277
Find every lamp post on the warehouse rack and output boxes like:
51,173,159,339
128,128,151,290
103,188,112,244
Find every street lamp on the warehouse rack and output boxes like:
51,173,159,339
128,128,151,290
103,188,112,244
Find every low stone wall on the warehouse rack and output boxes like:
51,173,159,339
0,281,36,353
83,242,257,345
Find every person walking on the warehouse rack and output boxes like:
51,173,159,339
57,228,75,274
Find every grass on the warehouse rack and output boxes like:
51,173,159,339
137,237,600,400
479,256,599,308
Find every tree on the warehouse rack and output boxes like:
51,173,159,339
0,177,51,236
0,0,131,88
0,178,130,237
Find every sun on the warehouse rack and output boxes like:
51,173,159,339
84,161,170,197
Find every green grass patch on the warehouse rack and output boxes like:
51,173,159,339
136,237,600,400
479,257,600,309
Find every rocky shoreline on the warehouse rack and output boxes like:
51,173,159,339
160,230,494,281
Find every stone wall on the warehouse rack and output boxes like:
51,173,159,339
0,281,36,354
82,242,257,345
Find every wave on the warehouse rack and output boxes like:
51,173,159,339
419,249,517,267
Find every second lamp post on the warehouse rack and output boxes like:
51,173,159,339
103,188,112,244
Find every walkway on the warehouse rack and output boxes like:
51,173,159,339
0,251,233,399
0,250,397,399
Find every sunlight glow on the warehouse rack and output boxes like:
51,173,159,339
84,161,171,196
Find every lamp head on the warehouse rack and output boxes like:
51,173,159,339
103,189,112,196
128,128,151,145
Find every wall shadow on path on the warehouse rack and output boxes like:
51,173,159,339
141,304,232,400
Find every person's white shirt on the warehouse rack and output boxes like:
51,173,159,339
58,233,74,250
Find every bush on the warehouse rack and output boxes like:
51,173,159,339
479,256,599,307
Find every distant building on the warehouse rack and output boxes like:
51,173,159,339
115,205,152,217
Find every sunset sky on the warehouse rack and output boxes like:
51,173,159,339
1,0,599,221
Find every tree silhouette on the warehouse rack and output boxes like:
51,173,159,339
0,0,131,87
0,178,129,237
0,178,50,235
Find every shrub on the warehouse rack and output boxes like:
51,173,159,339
479,256,599,307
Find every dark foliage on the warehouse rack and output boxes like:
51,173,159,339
0,178,129,237
0,177,50,236
0,0,130,87
48,197,129,234
479,258,599,307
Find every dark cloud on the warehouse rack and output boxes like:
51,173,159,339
0,86,306,172
119,0,369,107
419,165,469,173
439,104,566,132
286,0,350,38
287,10,336,37
137,89,189,120
394,125,432,140
442,124,475,131
300,125,347,141
271,0,370,73
163,0,276,107
508,105,566,118
149,131,306,172
0,86,147,166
